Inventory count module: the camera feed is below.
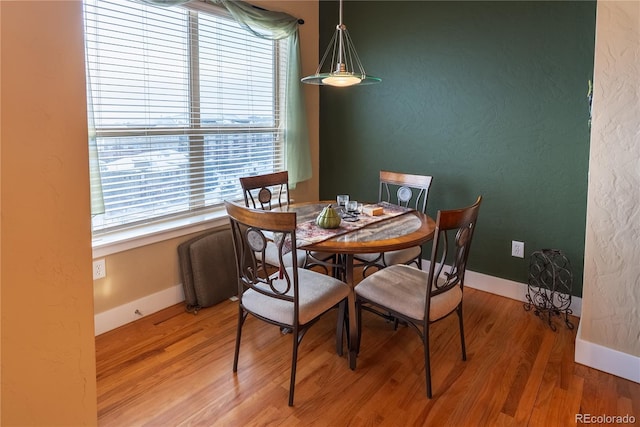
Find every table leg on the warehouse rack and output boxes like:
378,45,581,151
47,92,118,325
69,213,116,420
344,254,357,370
335,299,345,356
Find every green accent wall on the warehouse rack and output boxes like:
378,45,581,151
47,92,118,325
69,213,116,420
318,1,596,296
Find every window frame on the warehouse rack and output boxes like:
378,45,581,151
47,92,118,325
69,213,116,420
85,0,288,255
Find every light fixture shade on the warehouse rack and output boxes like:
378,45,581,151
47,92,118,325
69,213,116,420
301,2,381,87
321,73,362,87
302,72,381,86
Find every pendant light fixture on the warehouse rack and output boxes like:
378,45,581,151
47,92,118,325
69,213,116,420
301,0,381,87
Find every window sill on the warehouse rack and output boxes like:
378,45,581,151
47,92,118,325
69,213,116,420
91,208,229,258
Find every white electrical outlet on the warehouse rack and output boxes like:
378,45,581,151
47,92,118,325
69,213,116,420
511,241,525,258
93,259,106,280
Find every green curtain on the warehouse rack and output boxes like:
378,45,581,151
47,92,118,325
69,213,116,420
85,23,105,215
132,0,312,187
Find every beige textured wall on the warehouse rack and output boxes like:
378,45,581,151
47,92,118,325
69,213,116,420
582,0,640,357
93,0,320,315
94,235,188,313
1,1,98,425
0,3,3,419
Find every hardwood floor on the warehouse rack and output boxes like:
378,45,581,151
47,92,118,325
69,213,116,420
96,287,639,426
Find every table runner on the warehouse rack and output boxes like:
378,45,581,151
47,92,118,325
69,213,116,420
294,202,413,247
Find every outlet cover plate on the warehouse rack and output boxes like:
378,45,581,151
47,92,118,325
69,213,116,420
93,259,106,280
511,241,525,258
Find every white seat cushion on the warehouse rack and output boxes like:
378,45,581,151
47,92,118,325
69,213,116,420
263,243,334,269
355,246,421,266
263,241,307,267
355,264,462,322
241,267,350,325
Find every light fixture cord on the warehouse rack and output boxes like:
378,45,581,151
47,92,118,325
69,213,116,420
336,0,346,66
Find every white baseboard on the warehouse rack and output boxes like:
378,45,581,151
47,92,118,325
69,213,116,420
575,320,640,383
462,268,582,318
95,267,583,336
94,284,185,336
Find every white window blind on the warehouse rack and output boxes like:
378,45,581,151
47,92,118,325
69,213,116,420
84,0,286,233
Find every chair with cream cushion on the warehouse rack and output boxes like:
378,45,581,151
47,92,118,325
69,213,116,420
225,200,351,406
239,171,335,272
354,170,433,276
355,196,482,398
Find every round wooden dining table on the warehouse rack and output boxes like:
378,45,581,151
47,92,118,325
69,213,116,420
275,201,436,369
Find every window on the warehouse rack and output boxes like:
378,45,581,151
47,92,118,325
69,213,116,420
84,0,287,234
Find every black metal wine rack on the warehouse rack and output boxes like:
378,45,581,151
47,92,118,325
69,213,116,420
524,249,574,331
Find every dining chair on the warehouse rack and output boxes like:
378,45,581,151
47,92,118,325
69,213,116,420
225,201,351,406
239,171,336,274
354,170,433,276
239,170,290,211
354,196,482,398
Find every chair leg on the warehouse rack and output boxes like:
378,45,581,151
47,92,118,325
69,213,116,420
424,325,433,398
337,254,347,281
356,299,362,354
332,254,341,279
288,328,300,406
233,307,248,372
457,304,467,361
